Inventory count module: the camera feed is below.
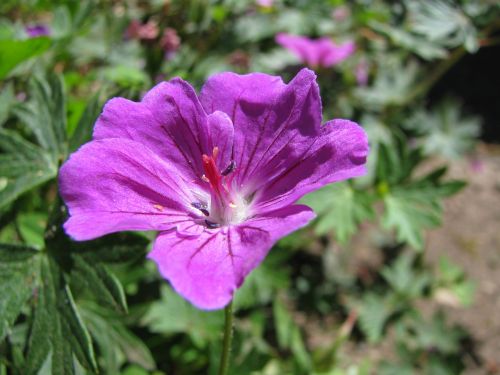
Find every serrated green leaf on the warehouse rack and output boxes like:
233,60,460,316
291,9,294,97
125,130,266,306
0,129,57,208
235,250,290,309
68,95,100,152
382,189,442,250
354,58,419,109
381,253,430,298
0,82,15,127
13,73,67,160
17,213,47,249
0,37,51,79
302,183,375,244
25,256,97,375
370,21,448,60
80,303,155,372
273,298,311,370
73,232,150,264
141,285,223,347
72,258,128,313
357,293,392,343
404,100,480,159
0,243,38,341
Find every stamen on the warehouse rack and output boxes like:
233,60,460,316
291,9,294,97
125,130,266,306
212,146,219,160
221,160,236,176
192,202,210,217
205,219,220,229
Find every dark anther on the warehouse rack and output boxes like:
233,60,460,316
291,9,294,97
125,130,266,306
205,219,220,229
221,160,236,176
192,202,210,216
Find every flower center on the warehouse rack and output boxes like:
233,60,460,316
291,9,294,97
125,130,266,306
195,147,249,227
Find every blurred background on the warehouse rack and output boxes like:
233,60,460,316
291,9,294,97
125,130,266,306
0,1,499,374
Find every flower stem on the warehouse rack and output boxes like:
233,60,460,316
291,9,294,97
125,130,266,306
218,300,234,375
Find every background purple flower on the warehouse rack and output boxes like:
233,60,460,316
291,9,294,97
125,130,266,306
25,25,50,38
160,27,181,60
355,58,369,86
276,33,355,69
59,69,368,310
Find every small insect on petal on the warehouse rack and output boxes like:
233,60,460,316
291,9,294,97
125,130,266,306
153,204,164,211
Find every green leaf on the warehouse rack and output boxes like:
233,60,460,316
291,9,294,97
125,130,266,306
141,285,223,347
0,243,38,341
13,73,67,160
0,37,51,79
17,212,47,249
382,189,442,250
80,303,155,373
381,253,430,298
68,95,100,152
25,256,98,375
354,57,419,109
72,232,150,264
0,82,15,127
235,250,290,309
72,258,128,313
357,293,392,343
406,0,479,52
0,129,57,208
273,298,311,371
404,99,480,159
301,182,375,244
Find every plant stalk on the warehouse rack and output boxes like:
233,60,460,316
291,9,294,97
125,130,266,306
218,300,234,375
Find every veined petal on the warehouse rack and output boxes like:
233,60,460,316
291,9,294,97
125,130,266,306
93,78,232,185
200,68,322,189
59,138,200,241
253,119,369,212
148,205,315,310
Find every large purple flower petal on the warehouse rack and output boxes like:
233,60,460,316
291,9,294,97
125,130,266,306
200,68,322,188
148,205,315,309
93,79,233,185
59,138,201,240
253,119,368,211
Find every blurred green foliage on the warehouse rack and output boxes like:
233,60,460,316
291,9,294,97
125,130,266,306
1,0,497,374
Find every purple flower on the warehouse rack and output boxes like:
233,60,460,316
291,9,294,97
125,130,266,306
276,33,355,69
355,58,369,86
26,25,50,38
256,0,273,7
59,69,368,309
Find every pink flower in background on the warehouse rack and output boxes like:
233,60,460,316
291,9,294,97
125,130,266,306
160,27,181,60
276,33,355,69
256,0,273,7
26,25,50,38
355,58,369,86
125,20,159,41
59,69,368,309
331,6,351,22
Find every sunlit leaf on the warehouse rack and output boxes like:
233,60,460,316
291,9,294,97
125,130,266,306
0,37,51,79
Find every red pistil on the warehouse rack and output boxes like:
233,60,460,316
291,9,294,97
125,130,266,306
202,153,222,194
